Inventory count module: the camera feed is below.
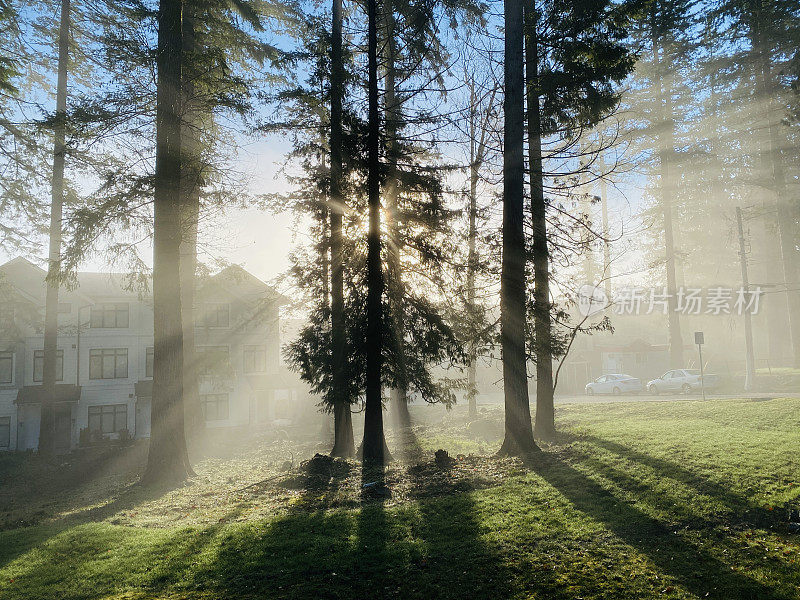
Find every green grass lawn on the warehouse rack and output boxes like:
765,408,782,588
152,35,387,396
1,398,799,599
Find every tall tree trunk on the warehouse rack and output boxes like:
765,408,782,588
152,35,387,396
466,89,479,420
577,139,597,285
526,14,555,442
328,0,355,458
362,0,389,464
179,6,202,450
382,0,410,431
143,0,192,485
752,10,800,368
465,77,493,421
40,0,70,457
498,0,538,457
598,151,611,296
652,30,684,369
321,212,330,313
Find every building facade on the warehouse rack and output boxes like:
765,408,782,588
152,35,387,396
0,257,305,452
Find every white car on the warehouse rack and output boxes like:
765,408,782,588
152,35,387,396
646,369,720,395
585,373,643,395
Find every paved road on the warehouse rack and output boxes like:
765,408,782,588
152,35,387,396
474,391,800,406
553,391,800,404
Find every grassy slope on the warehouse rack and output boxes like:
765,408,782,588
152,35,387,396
1,398,799,600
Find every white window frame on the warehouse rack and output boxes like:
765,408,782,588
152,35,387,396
0,351,14,385
33,349,64,383
201,393,229,421
145,347,154,379
243,345,266,373
89,348,129,380
196,345,230,376
203,303,230,328
90,303,130,329
88,403,128,434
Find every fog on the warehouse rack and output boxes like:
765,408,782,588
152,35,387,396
0,0,798,597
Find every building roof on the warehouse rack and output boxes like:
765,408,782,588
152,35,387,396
75,272,145,299
0,257,93,305
0,257,49,304
0,257,282,306
201,264,286,305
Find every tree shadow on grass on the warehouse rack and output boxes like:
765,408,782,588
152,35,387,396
571,433,786,527
0,441,149,531
185,460,513,599
280,454,357,513
0,503,245,600
529,451,792,600
0,477,184,571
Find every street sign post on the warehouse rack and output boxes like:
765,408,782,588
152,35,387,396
695,331,706,401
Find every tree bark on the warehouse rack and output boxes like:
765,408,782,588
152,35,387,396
331,400,355,457
142,0,192,485
751,8,800,368
465,76,493,420
597,151,611,296
40,0,70,457
362,0,389,464
328,0,355,457
466,79,479,420
525,13,555,442
382,0,410,431
498,0,538,457
652,28,684,369
179,5,202,451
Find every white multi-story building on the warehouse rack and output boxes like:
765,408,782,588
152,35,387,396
0,257,305,452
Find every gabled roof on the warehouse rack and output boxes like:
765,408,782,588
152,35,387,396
200,264,287,305
0,257,93,306
76,272,145,300
1,256,284,307
0,257,48,304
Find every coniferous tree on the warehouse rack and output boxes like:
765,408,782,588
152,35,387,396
498,0,538,457
525,0,637,440
362,0,386,464
143,0,190,484
39,0,70,456
463,69,496,420
329,0,355,457
0,3,50,254
729,0,800,368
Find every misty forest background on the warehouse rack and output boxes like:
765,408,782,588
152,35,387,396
0,0,800,597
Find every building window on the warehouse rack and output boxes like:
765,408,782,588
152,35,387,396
0,416,9,448
89,348,128,379
196,346,230,376
90,304,129,328
243,345,266,373
203,303,230,328
88,404,127,434
0,351,12,384
145,347,154,378
201,394,229,421
33,349,64,382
